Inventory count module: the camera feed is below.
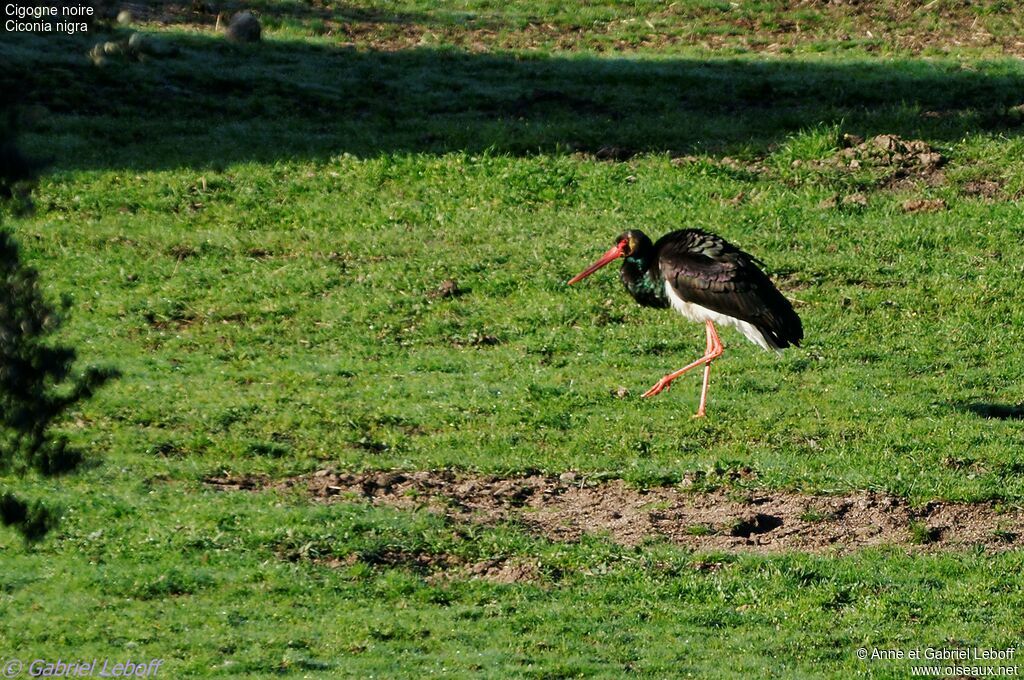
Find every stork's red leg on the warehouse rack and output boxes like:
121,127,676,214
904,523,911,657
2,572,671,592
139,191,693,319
641,321,724,406
695,325,713,418
694,320,723,418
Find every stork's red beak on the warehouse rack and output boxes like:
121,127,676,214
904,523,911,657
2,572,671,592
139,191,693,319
567,241,627,285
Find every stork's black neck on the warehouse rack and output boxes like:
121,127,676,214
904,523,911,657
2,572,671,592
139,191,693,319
616,230,669,309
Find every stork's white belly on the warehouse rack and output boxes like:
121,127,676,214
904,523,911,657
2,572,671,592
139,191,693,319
664,282,774,352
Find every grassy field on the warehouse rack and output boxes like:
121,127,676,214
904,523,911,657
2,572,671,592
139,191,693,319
3,1,1024,676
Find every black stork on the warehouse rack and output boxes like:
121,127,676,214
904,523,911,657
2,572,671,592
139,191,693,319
568,229,803,418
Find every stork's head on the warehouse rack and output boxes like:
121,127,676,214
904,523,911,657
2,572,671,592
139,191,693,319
568,230,652,284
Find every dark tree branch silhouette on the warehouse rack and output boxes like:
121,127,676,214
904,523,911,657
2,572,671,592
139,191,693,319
0,122,118,543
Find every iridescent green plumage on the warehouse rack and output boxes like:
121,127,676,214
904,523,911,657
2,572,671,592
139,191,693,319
618,232,669,309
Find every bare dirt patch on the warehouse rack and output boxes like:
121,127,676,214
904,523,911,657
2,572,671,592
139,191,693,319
961,179,1005,199
901,198,947,213
207,470,1024,554
431,557,543,584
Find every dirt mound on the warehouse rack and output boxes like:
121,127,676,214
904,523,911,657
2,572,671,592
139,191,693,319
902,198,947,213
208,470,1024,554
830,134,946,187
961,179,1004,199
673,134,945,190
451,557,542,584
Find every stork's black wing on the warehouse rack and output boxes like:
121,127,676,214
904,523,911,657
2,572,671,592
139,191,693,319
655,230,803,349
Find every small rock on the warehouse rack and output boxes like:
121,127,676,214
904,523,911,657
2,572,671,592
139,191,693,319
670,155,700,166
594,146,634,161
226,10,262,43
146,37,179,57
872,134,899,152
841,133,864,147
428,278,461,300
612,386,629,399
128,32,145,52
468,331,499,346
88,43,106,66
116,9,133,24
917,152,943,168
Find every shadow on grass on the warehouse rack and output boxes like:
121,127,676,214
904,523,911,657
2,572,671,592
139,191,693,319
5,29,1024,171
960,403,1024,420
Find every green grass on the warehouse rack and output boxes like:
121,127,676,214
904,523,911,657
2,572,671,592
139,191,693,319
3,3,1024,676
15,143,1024,501
910,521,942,546
4,482,1024,677
130,0,1024,58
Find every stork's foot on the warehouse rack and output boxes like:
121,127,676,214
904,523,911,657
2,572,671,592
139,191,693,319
642,379,672,399
692,409,706,419
641,353,715,399
643,320,722,411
